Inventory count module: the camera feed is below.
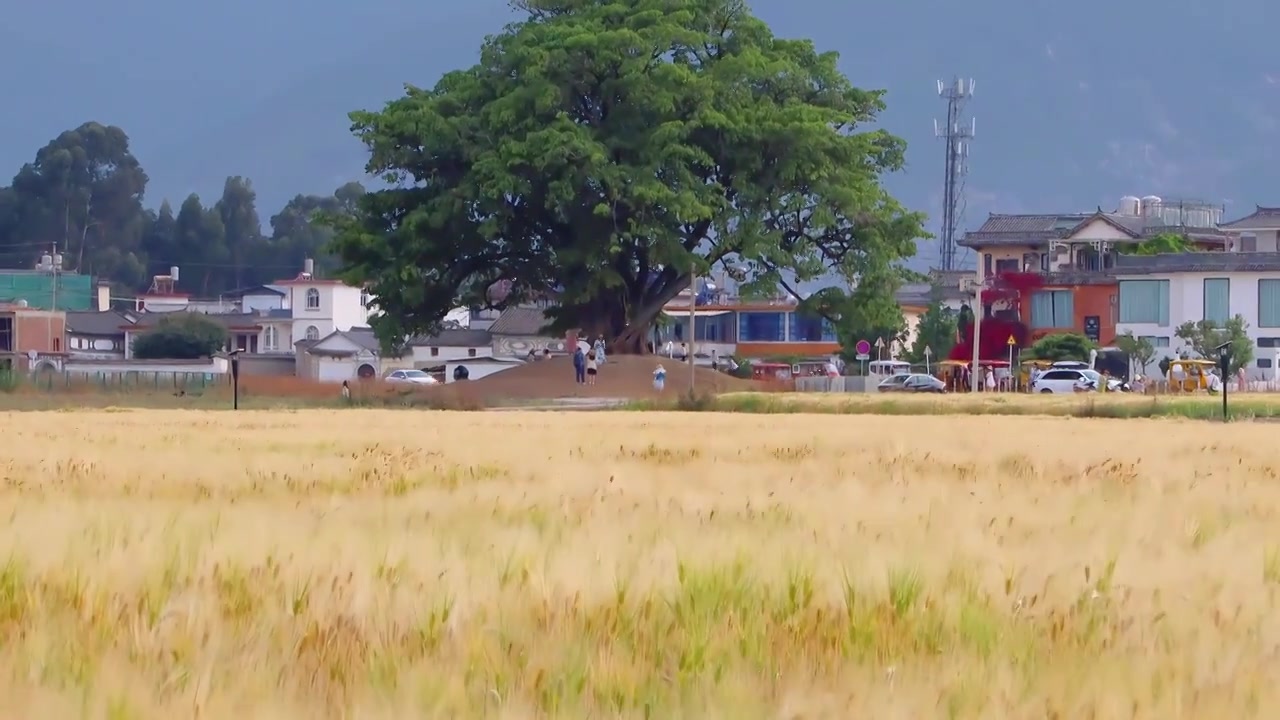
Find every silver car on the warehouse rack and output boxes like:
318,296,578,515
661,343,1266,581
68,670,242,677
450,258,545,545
384,369,439,385
900,373,947,393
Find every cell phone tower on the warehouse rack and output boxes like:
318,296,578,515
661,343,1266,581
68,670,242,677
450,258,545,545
934,77,975,272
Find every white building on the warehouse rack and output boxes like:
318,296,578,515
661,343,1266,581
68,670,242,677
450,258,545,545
1113,253,1280,378
273,274,371,345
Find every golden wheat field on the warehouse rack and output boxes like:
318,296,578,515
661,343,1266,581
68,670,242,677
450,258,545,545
2,409,1280,718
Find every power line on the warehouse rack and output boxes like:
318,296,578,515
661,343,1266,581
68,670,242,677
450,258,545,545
934,76,975,272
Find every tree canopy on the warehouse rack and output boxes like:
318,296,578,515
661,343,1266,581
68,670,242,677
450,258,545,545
1027,332,1095,363
0,122,364,299
131,313,229,359
1175,316,1254,374
1118,231,1192,256
904,293,957,364
328,0,925,352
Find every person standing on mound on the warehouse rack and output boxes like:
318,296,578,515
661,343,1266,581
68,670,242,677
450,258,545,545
573,346,586,384
653,364,666,392
585,350,598,385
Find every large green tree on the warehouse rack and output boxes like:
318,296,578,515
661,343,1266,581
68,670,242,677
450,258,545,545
328,0,924,352
5,122,150,286
216,177,263,289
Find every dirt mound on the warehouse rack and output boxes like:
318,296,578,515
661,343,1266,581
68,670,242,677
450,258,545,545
441,354,759,404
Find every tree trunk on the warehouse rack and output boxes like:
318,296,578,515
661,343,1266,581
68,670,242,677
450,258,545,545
610,324,651,354
605,272,693,354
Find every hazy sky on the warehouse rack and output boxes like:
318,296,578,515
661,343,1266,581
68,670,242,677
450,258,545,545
6,0,1280,268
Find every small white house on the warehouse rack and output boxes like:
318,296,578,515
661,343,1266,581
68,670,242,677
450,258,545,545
295,327,385,382
410,328,493,365
65,311,134,360
1113,253,1280,378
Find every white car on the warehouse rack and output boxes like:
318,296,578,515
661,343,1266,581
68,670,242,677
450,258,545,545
384,369,438,385
1030,368,1120,394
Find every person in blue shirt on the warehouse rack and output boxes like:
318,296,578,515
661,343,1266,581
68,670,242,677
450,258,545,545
653,364,666,392
573,346,586,384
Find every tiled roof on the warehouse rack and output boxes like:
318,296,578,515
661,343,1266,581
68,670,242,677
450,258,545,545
962,211,1230,248
1114,252,1280,275
66,311,134,335
129,311,263,330
488,306,555,336
1220,206,1280,229
408,328,493,347
960,213,1091,247
221,284,285,298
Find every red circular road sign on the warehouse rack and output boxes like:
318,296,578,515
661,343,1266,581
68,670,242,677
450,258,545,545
855,339,871,355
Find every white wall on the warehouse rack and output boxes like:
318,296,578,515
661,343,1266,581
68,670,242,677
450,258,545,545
1226,229,1280,252
1116,271,1280,377
67,335,125,360
306,332,379,382
412,345,493,365
287,283,369,342
241,292,284,313
259,321,292,353
444,360,521,383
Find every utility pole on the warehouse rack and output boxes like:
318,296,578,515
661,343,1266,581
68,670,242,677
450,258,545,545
935,77,975,272
970,282,982,394
35,242,64,367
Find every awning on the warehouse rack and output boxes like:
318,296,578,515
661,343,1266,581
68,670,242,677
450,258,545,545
661,309,731,318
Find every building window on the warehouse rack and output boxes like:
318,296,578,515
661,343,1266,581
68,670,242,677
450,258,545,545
53,337,60,352
1138,336,1171,348
0,318,11,352
983,254,993,277
1203,278,1229,324
304,325,319,341
1259,280,1280,327
1241,234,1258,252
788,312,837,342
1029,290,1074,329
1259,358,1273,369
1118,280,1170,325
995,258,1019,274
468,348,477,357
430,347,439,357
1257,337,1280,348
264,325,278,351
305,288,320,310
738,312,786,342
360,291,369,307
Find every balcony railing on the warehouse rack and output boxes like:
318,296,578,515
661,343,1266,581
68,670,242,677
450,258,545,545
1038,269,1115,286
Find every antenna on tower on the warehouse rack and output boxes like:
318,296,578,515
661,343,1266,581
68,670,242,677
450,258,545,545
935,76,975,272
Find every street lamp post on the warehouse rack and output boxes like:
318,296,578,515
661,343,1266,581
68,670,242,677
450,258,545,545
1216,341,1232,422
229,349,243,410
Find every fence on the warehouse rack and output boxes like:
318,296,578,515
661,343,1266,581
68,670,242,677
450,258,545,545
794,376,878,393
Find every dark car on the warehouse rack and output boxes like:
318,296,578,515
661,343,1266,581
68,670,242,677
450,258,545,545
876,374,912,392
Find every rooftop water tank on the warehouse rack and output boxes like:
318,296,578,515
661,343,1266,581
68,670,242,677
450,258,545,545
1119,196,1141,216
1141,195,1163,217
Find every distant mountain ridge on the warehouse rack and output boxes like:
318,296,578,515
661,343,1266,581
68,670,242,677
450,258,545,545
5,0,1280,272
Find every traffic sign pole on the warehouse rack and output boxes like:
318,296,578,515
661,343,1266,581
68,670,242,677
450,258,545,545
1007,335,1016,389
